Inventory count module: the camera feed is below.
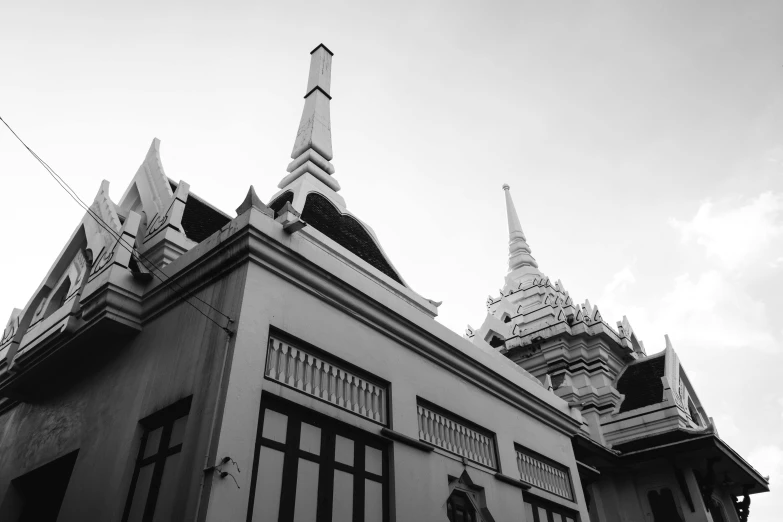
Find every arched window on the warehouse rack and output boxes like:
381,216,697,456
43,277,71,319
447,491,477,522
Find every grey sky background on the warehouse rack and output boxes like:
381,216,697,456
2,1,782,518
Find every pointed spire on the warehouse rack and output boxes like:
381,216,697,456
278,44,340,192
503,184,540,277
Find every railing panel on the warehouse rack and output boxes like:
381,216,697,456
265,336,387,425
416,403,497,469
516,448,573,500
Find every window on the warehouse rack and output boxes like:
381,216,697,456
516,445,574,501
523,494,577,522
417,399,498,470
247,394,389,522
122,397,191,522
1,451,78,522
447,491,477,522
265,334,388,425
647,488,683,522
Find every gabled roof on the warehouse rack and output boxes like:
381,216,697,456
300,193,404,285
169,181,231,243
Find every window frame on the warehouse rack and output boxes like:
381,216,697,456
247,393,390,522
522,493,578,522
121,396,192,522
446,489,479,522
264,329,390,427
416,397,500,471
515,443,575,501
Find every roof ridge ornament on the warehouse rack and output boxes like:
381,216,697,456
236,185,273,217
503,184,541,282
279,44,340,192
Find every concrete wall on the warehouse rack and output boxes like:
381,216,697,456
0,207,589,522
0,264,247,522
204,261,589,522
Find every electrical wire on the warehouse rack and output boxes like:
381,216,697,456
0,115,233,334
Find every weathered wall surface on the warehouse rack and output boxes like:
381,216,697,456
0,263,247,522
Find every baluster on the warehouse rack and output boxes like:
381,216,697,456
336,370,345,408
466,429,476,462
359,381,368,417
329,365,338,403
313,359,322,396
285,347,296,386
378,386,384,421
304,355,313,393
350,376,360,413
295,350,305,389
266,340,278,378
482,435,491,466
279,344,290,383
458,426,468,460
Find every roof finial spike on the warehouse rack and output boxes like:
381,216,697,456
503,184,540,277
278,45,340,192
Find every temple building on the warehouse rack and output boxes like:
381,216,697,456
0,45,769,522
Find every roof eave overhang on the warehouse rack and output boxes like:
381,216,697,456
620,435,769,494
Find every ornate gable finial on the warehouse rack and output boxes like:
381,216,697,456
278,45,340,192
236,185,273,217
502,184,541,280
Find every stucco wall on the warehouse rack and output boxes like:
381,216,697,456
204,261,589,522
0,264,247,522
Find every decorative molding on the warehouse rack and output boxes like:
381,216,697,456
516,447,574,500
494,472,532,490
264,335,387,425
380,427,434,452
417,402,498,469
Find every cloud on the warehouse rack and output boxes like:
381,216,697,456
596,266,778,354
655,270,778,353
747,445,783,521
603,265,636,295
712,413,740,441
669,191,783,271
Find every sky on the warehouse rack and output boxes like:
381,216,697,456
2,0,782,518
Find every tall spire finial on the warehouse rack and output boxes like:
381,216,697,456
503,184,539,276
278,44,340,192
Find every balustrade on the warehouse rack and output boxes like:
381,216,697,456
416,403,497,469
265,336,387,424
516,448,573,500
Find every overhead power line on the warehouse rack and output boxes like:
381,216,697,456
0,115,233,335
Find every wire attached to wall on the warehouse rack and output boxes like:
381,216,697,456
0,115,234,335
